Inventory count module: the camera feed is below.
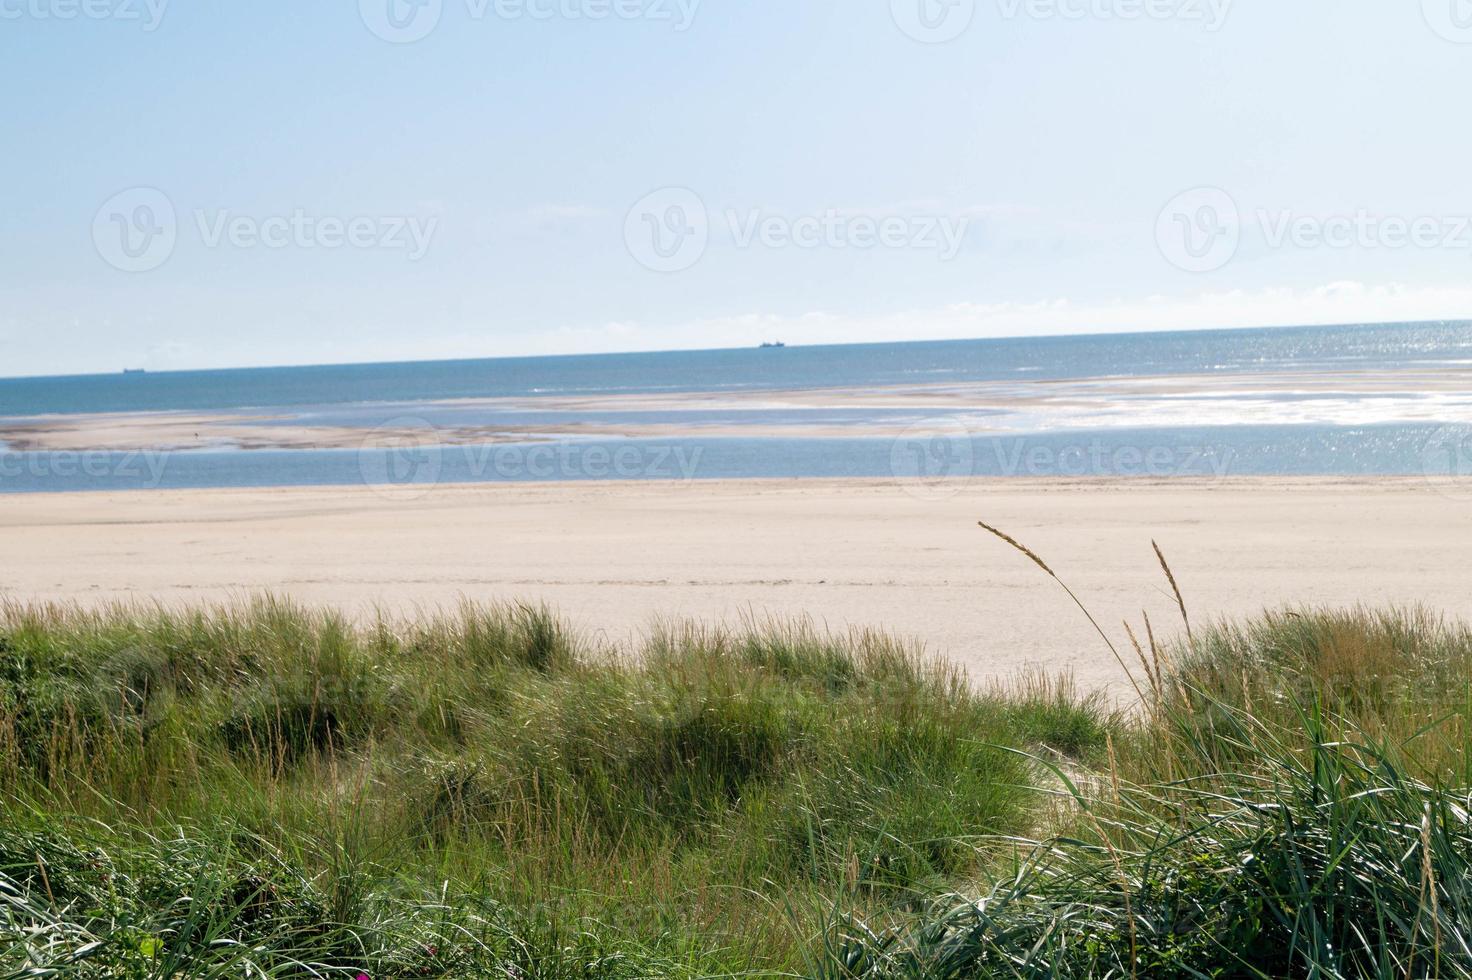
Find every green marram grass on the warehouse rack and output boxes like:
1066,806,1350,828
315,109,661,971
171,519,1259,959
0,597,1105,977
828,588,1472,975
6,575,1472,977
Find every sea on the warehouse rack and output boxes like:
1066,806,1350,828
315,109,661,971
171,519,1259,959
3,320,1472,494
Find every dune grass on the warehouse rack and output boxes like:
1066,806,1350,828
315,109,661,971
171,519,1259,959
0,598,1108,978
6,562,1472,977
830,544,1472,978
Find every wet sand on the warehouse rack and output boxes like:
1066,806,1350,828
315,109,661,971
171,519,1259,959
5,366,1470,453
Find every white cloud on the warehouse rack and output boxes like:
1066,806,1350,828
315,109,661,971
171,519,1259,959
3,281,1469,377
520,281,1472,355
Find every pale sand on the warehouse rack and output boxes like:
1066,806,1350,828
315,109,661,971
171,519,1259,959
2,477,1468,695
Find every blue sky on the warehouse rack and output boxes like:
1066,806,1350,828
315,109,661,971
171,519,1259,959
3,1,1471,376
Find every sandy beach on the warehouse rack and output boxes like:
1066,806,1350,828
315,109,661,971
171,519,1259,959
3,476,1467,694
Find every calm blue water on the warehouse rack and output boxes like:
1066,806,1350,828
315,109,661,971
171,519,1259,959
0,425,1460,494
4,321,1472,492
6,321,1472,417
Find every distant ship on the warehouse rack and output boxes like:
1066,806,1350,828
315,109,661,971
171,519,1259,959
122,368,146,374
759,341,786,349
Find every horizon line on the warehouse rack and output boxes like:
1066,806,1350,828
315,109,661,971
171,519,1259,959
2,316,1468,384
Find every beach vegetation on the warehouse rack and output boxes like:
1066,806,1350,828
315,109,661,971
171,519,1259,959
5,561,1472,977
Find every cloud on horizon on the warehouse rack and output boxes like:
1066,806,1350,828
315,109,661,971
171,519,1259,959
3,281,1469,378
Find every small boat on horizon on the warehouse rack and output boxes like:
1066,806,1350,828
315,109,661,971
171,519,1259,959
122,368,146,374
758,341,786,349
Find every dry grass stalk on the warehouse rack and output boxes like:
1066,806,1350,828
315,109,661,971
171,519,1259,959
978,521,1146,704
977,520,1055,577
35,850,55,908
1421,807,1442,977
1105,733,1122,807
1142,611,1167,686
1123,620,1158,702
1152,539,1192,643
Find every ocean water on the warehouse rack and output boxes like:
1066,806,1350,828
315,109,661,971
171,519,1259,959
3,321,1472,493
6,320,1472,418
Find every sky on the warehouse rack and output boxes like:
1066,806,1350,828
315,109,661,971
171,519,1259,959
3,0,1472,376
